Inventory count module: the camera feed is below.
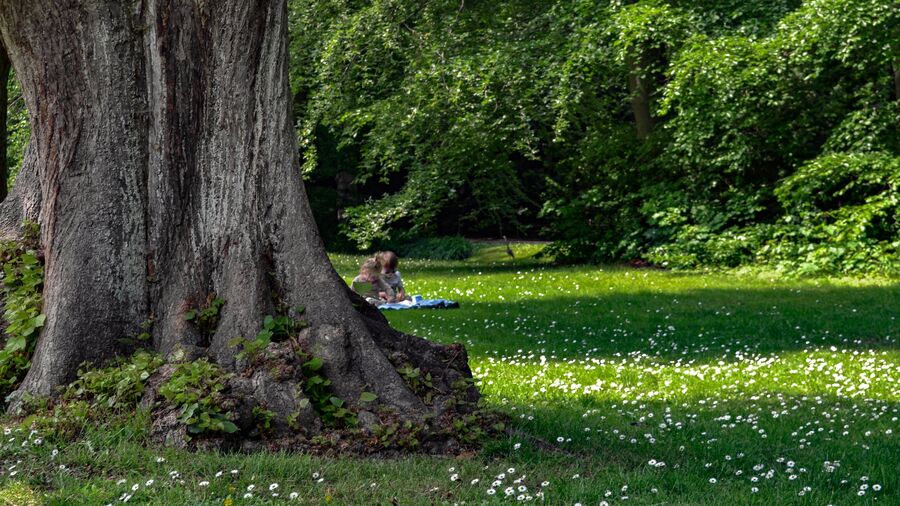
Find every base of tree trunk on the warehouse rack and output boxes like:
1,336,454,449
1,255,494,454
126,304,493,455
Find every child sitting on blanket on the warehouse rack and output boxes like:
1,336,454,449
351,258,394,306
376,250,407,302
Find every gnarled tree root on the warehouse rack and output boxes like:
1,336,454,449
137,307,492,455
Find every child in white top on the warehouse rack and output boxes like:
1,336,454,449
376,250,406,302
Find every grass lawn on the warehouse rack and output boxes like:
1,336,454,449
1,244,898,504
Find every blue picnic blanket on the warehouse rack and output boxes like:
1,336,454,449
378,296,459,310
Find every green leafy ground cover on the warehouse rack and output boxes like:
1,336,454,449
0,244,897,504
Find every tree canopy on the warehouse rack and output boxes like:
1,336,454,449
5,0,899,275
286,0,899,275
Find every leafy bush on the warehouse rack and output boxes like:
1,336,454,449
18,352,161,440
159,359,238,435
391,236,473,261
650,152,900,274
298,354,357,428
540,185,647,264
0,229,44,402
228,311,308,363
64,351,163,410
760,152,900,275
647,225,772,269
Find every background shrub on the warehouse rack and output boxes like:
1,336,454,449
385,236,474,261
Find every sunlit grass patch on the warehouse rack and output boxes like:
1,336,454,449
0,481,40,506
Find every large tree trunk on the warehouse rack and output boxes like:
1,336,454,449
0,0,478,450
0,42,8,203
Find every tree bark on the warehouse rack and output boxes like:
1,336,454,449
0,144,39,240
893,58,900,102
0,0,478,450
626,52,654,140
0,42,9,203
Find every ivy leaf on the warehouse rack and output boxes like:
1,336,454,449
359,392,378,403
31,314,46,328
6,336,26,352
255,329,273,345
181,402,199,419
303,357,323,372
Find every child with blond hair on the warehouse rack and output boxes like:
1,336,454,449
351,257,394,306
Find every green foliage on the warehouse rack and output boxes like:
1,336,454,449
252,406,276,433
5,73,29,191
293,0,560,245
358,391,377,404
385,236,473,261
608,0,692,76
21,399,94,441
17,351,161,441
227,335,268,364
762,152,900,275
451,414,490,445
0,228,44,401
291,0,898,275
647,224,771,268
396,363,434,404
158,360,238,435
372,419,422,449
228,310,307,363
64,351,163,411
298,353,356,428
184,297,225,338
635,0,900,274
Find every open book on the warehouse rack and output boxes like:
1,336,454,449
351,280,374,295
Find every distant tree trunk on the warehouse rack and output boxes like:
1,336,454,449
893,58,900,101
0,0,477,449
0,43,9,203
335,170,355,221
626,52,654,139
